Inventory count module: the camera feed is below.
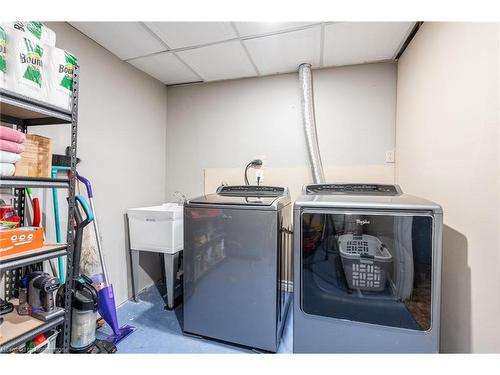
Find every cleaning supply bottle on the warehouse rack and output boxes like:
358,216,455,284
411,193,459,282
17,276,31,315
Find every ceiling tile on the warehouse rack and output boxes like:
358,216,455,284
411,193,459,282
323,22,414,66
233,22,318,37
244,27,322,76
144,22,237,49
176,41,256,81
128,53,201,85
70,22,166,60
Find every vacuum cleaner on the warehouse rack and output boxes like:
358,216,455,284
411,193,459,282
26,271,64,321
57,195,116,353
77,173,135,344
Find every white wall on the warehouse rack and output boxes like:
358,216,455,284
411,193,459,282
34,22,168,305
166,62,397,199
395,22,500,352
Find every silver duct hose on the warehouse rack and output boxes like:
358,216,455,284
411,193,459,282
298,63,325,184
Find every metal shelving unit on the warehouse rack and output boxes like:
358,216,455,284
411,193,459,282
0,87,72,125
0,176,70,189
0,66,79,353
0,309,65,353
0,244,68,272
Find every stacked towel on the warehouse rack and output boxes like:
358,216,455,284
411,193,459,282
0,126,25,176
0,126,26,143
0,139,25,153
0,150,22,163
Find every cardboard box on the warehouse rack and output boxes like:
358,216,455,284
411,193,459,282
0,227,44,258
14,134,52,178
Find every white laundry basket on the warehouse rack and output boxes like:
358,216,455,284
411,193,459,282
338,234,392,292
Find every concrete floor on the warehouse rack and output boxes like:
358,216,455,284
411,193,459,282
96,283,293,353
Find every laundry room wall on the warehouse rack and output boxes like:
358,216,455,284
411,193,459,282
30,22,169,306
165,62,397,201
395,22,500,353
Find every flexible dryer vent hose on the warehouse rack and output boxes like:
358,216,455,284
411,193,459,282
298,63,326,184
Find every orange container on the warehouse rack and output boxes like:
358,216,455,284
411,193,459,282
0,227,44,258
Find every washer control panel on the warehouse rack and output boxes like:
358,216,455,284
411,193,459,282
217,185,285,197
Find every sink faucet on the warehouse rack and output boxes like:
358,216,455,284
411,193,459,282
173,191,187,205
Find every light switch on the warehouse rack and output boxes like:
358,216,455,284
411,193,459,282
385,150,395,163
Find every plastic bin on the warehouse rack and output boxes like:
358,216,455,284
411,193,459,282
338,234,392,292
27,329,59,354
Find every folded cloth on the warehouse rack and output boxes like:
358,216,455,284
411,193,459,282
0,163,15,176
0,150,21,164
0,139,25,154
0,126,26,144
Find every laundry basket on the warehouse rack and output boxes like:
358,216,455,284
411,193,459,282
338,234,392,292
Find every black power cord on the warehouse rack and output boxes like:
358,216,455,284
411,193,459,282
244,159,263,185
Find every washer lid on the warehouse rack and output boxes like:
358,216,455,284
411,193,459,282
189,195,280,206
295,191,442,213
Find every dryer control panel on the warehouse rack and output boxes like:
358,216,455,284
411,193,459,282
305,183,401,196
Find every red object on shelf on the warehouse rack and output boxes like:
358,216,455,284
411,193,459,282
32,198,41,227
0,205,20,227
32,333,46,346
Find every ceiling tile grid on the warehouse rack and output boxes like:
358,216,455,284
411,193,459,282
70,21,416,86
71,22,167,60
128,53,201,85
244,26,322,75
176,40,257,81
323,22,414,66
233,22,318,37
145,22,237,49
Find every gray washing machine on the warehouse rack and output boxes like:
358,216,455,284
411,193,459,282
183,185,292,352
293,183,443,353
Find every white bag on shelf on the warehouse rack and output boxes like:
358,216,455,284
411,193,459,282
5,28,48,102
8,21,56,47
46,47,77,111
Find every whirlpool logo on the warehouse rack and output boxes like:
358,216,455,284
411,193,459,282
356,219,370,225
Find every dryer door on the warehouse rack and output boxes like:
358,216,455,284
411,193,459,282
300,210,434,331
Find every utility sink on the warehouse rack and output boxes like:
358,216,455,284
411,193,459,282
127,203,183,254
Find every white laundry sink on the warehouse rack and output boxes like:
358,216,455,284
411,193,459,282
127,203,183,254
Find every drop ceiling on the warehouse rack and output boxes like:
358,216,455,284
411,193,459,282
70,22,415,86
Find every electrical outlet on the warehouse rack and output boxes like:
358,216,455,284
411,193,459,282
254,155,267,166
385,150,395,163
255,169,264,185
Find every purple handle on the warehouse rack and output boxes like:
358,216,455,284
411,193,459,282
76,172,93,198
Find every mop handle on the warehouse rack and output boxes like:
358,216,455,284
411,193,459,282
76,173,93,198
88,199,109,284
73,195,94,281
75,195,94,222
76,172,109,284
52,166,72,283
